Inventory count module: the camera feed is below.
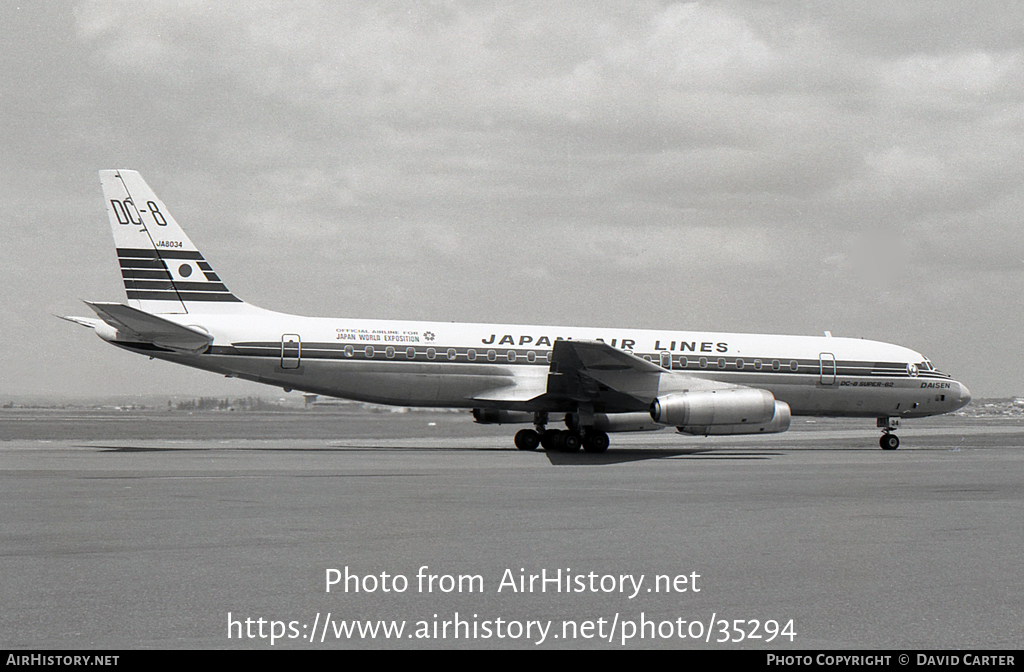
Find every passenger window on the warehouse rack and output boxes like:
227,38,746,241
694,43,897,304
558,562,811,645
365,346,375,359
527,351,536,363
754,359,762,370
386,346,395,359
406,347,416,359
447,348,457,360
771,360,780,371
790,360,799,371
507,350,516,362
344,345,354,358
467,349,477,361
427,348,436,360
717,358,726,369
487,349,497,362
736,358,744,369
699,357,708,368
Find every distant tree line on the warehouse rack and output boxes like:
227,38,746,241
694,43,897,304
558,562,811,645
172,396,283,411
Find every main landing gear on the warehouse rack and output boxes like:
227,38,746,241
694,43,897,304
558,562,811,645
878,417,900,450
513,413,610,453
516,428,609,453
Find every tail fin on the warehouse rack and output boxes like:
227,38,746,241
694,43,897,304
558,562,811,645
100,170,255,314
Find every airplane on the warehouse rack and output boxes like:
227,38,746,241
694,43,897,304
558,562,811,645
61,170,972,453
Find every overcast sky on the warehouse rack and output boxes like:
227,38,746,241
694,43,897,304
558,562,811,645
2,1,1022,399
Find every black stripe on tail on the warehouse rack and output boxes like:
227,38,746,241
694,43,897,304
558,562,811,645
116,248,241,303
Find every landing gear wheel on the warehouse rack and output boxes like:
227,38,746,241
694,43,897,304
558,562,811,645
880,434,900,450
540,430,561,451
558,431,582,453
583,431,610,453
514,429,540,451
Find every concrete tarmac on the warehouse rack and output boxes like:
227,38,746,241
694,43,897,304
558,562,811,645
1,409,1021,649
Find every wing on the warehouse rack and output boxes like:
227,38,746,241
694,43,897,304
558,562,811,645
473,339,742,413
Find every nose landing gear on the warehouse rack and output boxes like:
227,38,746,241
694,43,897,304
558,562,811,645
878,417,900,450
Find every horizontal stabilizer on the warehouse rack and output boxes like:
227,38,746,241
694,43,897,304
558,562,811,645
57,315,105,330
83,301,213,354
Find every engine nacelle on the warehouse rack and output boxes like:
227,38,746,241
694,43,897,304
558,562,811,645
592,412,666,433
677,400,791,436
650,388,776,427
472,409,534,425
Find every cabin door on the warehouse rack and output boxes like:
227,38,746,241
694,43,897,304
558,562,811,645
281,334,301,369
819,352,836,385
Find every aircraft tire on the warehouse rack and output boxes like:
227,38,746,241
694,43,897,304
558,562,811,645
541,430,561,451
880,434,900,450
515,429,541,451
559,431,582,452
583,431,610,453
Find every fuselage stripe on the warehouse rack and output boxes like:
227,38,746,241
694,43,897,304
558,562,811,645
207,342,951,379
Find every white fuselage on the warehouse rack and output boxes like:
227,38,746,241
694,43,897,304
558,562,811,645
113,307,970,420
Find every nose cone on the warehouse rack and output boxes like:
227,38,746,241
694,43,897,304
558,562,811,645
957,383,972,409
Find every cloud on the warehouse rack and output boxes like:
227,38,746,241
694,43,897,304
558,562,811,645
59,3,1024,236
65,1,1024,297
1,2,1021,395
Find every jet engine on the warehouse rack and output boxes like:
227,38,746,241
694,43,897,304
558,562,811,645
592,412,666,433
677,400,791,435
650,388,776,427
471,409,534,425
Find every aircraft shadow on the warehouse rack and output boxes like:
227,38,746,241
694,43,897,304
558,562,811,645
82,443,783,464
543,447,781,465
83,444,511,454
86,445,212,452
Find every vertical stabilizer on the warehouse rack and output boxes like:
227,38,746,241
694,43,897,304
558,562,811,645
100,170,251,314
